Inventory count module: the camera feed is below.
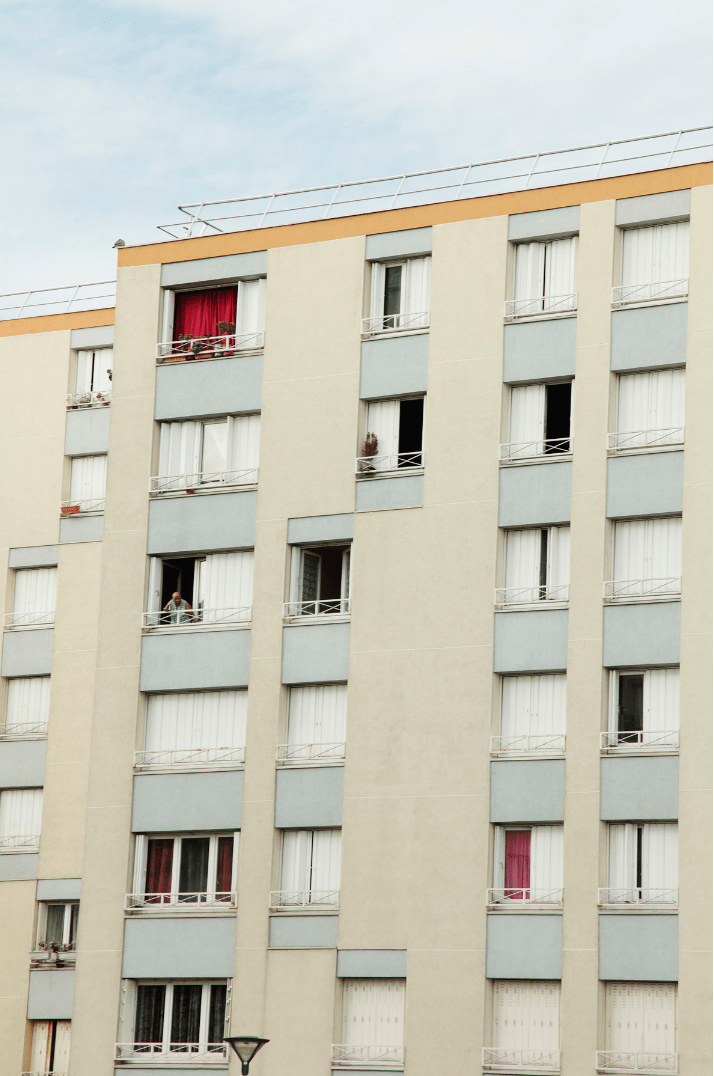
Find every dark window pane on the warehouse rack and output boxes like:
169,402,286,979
171,983,202,1047
215,837,234,899
300,551,321,604
618,674,644,741
208,985,227,1049
178,837,210,896
69,904,79,949
135,984,166,1045
45,905,65,947
146,839,174,898
539,529,549,593
544,383,572,449
384,265,402,320
398,398,424,464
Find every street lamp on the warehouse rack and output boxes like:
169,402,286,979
225,1036,269,1074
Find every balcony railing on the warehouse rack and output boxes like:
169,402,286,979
149,468,258,493
270,889,339,910
604,578,681,600
276,741,346,764
505,293,577,320
495,583,569,606
500,437,572,461
482,1046,561,1072
608,428,684,451
125,891,237,910
601,730,679,752
0,721,48,740
135,746,245,769
0,833,40,852
332,1044,405,1066
612,279,688,306
67,389,111,409
60,498,105,515
283,598,350,619
3,611,54,628
488,887,564,907
356,451,424,475
598,887,678,907
491,734,566,755
156,332,264,362
142,606,251,629
114,1042,227,1061
361,311,429,336
596,1050,677,1073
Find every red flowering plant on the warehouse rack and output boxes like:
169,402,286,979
360,432,379,473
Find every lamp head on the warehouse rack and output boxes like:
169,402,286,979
224,1036,269,1074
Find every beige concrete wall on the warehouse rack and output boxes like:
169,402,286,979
0,879,36,1076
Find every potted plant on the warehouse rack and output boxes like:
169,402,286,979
216,320,236,357
360,432,378,474
61,504,80,515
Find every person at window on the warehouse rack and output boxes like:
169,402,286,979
163,591,197,624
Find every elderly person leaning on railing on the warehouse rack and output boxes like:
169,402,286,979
163,592,197,625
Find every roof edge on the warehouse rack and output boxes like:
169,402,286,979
0,306,115,339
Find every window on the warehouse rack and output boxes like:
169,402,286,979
63,455,107,514
599,983,676,1073
117,981,228,1060
610,369,685,451
491,826,563,905
364,256,431,334
30,1020,72,1075
485,981,560,1072
507,237,577,318
285,544,351,618
502,382,572,460
334,979,405,1066
129,833,238,909
138,691,247,769
159,280,266,360
145,551,253,627
153,415,260,492
278,684,347,764
359,397,424,473
2,676,50,739
498,527,570,605
607,517,681,600
604,668,679,751
273,829,341,908
6,567,56,628
495,674,566,755
603,823,678,906
36,901,79,957
615,221,689,305
0,788,43,851
68,347,112,407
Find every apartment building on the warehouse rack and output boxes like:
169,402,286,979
0,138,711,1076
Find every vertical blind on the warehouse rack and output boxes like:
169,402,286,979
75,348,113,393
13,568,57,616
605,982,676,1054
500,675,567,741
613,518,682,585
0,788,43,837
616,369,685,445
287,685,347,745
342,980,405,1047
69,455,107,507
5,677,51,727
280,829,342,893
144,691,247,753
197,552,254,619
491,980,560,1051
621,222,689,293
608,824,678,892
513,238,577,305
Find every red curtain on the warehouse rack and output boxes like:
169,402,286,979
146,838,174,899
173,287,237,340
215,836,234,899
505,830,530,896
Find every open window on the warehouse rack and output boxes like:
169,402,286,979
607,517,681,600
130,833,238,909
30,1020,72,1075
145,551,253,628
495,674,566,755
363,256,431,335
610,368,685,451
6,567,56,628
507,237,577,319
63,454,107,514
498,527,570,605
486,982,560,1072
359,397,424,473
138,691,247,770
599,983,677,1072
615,221,689,305
2,676,50,739
68,348,112,408
491,825,563,906
285,544,351,618
273,828,341,908
159,280,266,361
502,382,572,460
117,980,229,1060
603,824,678,906
333,979,405,1067
153,415,260,493
278,684,347,764
35,901,79,960
604,668,679,751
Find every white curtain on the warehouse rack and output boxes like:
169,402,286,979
144,691,247,752
513,239,576,307
158,421,201,487
280,829,341,893
621,222,690,296
605,983,676,1054
643,668,679,733
69,455,107,507
504,529,542,596
544,237,577,304
226,414,261,477
369,262,386,319
342,980,405,1047
530,826,564,891
0,788,43,837
198,552,254,621
513,243,546,303
236,278,266,337
5,677,51,728
500,674,566,741
509,384,546,452
616,369,685,446
491,981,560,1051
608,824,638,890
365,400,400,468
403,256,431,325
613,518,682,589
75,348,113,393
641,823,678,892
287,685,347,745
13,568,57,616
546,527,571,593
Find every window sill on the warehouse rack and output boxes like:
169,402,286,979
276,758,346,769
134,761,245,774
598,905,678,915
491,750,565,760
600,746,678,757
495,601,569,613
59,510,104,518
282,614,350,626
499,454,572,468
603,596,680,606
360,327,429,341
150,483,258,499
156,348,263,366
612,295,687,311
504,310,577,325
3,623,55,632
269,906,339,916
143,622,251,635
606,444,683,458
125,905,237,918
356,467,424,481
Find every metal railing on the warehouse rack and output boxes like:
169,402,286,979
491,734,566,755
598,887,678,907
276,741,346,764
269,889,339,909
135,746,245,769
482,1046,561,1071
500,437,572,461
601,730,679,751
495,584,569,605
0,721,48,740
3,610,54,628
149,468,258,493
0,280,116,321
157,128,712,238
488,887,564,907
361,311,429,335
332,1044,405,1065
283,598,350,619
0,834,40,851
142,606,251,628
604,577,681,600
505,292,577,320
66,389,111,409
356,451,424,475
156,332,264,361
125,890,237,910
596,1050,677,1073
114,1042,227,1060
608,428,684,451
612,279,688,306
60,498,105,515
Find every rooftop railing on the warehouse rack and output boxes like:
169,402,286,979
0,281,116,321
596,1050,677,1073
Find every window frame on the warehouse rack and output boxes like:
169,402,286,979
35,900,80,953
121,978,231,1058
131,832,239,909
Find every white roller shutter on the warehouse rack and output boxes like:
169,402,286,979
157,421,201,488
69,455,107,509
342,980,405,1048
530,825,564,892
144,691,247,753
0,788,43,838
613,518,681,592
616,369,685,447
621,222,689,297
492,980,560,1051
643,669,679,734
504,529,541,597
500,674,566,742
365,400,400,469
513,243,546,304
608,824,638,891
287,685,347,745
30,1021,54,1073
403,257,431,326
605,982,676,1054
544,237,577,307
5,677,51,729
198,552,253,622
227,414,261,479
13,568,57,618
236,278,266,338
642,824,678,893
546,527,570,594
509,384,546,454
53,1021,72,1075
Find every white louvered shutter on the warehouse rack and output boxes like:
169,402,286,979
236,278,266,339
0,788,43,839
607,824,638,891
514,243,546,306
287,685,347,746
53,1021,72,1074
509,384,546,456
69,455,107,509
544,237,577,309
642,983,677,1055
606,983,676,1054
616,370,685,447
530,826,564,892
30,1021,54,1073
365,400,400,469
5,677,51,730
546,527,570,595
226,414,260,481
280,830,312,892
404,256,431,326
13,568,57,621
621,222,689,298
157,421,201,489
492,980,560,1051
144,691,247,753
641,824,678,895
342,980,405,1048
198,552,253,622
613,519,682,593
504,529,541,600
500,674,566,743
643,669,679,735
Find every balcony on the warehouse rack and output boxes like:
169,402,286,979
603,578,681,602
332,1044,404,1067
125,890,237,912
504,294,577,321
156,332,264,363
612,279,688,307
600,730,679,753
276,742,346,765
134,746,245,771
487,888,564,909
149,468,258,496
495,584,569,607
598,887,678,909
60,497,105,516
0,721,48,740
142,607,251,631
30,943,76,968
269,889,339,911
3,611,54,629
596,1050,677,1074
66,388,111,409
500,437,572,463
115,1042,227,1063
491,734,566,757
607,428,684,452
0,833,40,852
482,1046,560,1073
356,451,424,477
283,598,350,622
361,311,429,337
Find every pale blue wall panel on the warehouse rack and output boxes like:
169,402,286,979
360,334,429,399
503,319,577,383
161,251,267,287
0,739,46,789
486,915,562,979
140,630,250,691
281,623,350,684
132,771,243,832
59,515,104,544
602,603,680,667
1,629,54,677
355,475,423,513
599,915,678,981
490,760,565,823
365,228,432,260
122,917,236,978
27,969,75,1019
155,355,263,421
611,304,688,372
287,514,354,544
508,206,580,241
0,853,38,881
147,490,256,555
600,756,678,820
337,950,407,977
275,767,344,828
498,462,572,527
606,453,683,518
493,611,568,673
64,407,111,455
268,914,338,948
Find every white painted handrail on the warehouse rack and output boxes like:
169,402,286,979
135,747,245,769
156,332,264,361
276,742,346,763
612,279,688,306
125,891,237,910
604,577,681,599
598,887,678,907
361,311,429,335
491,734,566,755
488,887,564,906
270,889,339,909
505,292,577,320
608,427,684,450
149,468,258,493
482,1046,561,1071
596,1049,677,1073
495,584,569,605
114,1042,227,1060
356,451,424,475
332,1044,405,1065
500,437,572,461
283,598,350,618
600,730,679,751
3,611,54,628
142,607,251,628
60,498,105,514
0,834,40,851
67,389,111,409
0,721,48,740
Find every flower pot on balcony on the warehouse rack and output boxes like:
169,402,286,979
163,355,186,364
61,505,80,515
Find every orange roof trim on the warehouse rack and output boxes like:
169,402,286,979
0,307,115,339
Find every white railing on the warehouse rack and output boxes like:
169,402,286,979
491,734,566,755
601,730,679,751
488,888,564,907
149,468,258,493
66,389,111,409
270,889,339,909
125,890,237,910
356,451,424,475
0,280,116,321
495,584,569,605
500,438,572,461
608,428,684,451
331,1044,405,1065
598,887,678,907
60,498,105,515
142,606,251,628
0,834,40,851
482,1046,561,1071
612,279,688,306
114,1043,227,1061
0,721,48,740
135,746,245,769
157,128,712,238
3,611,54,628
283,598,350,619
361,311,429,335
505,293,577,320
276,742,346,763
156,332,264,361
596,1050,678,1073
604,578,681,600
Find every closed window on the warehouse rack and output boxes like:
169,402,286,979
360,397,424,472
618,222,689,303
8,567,56,628
154,415,260,491
609,517,681,599
67,454,107,512
612,369,685,450
30,1020,71,1075
146,551,254,627
488,981,560,1068
36,901,79,954
286,544,351,617
139,691,247,769
130,833,238,908
497,674,566,754
276,829,341,906
121,980,228,1059
3,676,50,738
365,256,431,334
500,527,570,605
492,826,563,904
605,823,678,905
605,668,679,750
510,238,577,317
0,788,43,851
70,348,112,407
279,684,347,764
335,979,405,1065
602,983,676,1064
162,280,266,357
504,382,572,460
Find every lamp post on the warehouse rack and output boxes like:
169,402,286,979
225,1036,269,1075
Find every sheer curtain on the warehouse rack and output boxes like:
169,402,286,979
145,839,174,896
505,830,530,895
135,984,166,1044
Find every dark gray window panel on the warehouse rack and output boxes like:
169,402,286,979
0,739,46,789
161,250,268,288
155,355,263,422
599,915,678,981
70,324,115,349
337,950,407,978
611,304,688,372
8,546,58,569
281,623,350,685
499,462,572,528
1,629,54,677
275,767,344,828
0,853,38,881
607,453,683,519
132,771,243,833
287,514,354,545
508,206,580,242
615,190,691,227
600,756,678,821
139,630,250,692
64,407,110,456
493,610,568,673
59,515,104,545
490,759,565,823
503,318,577,384
122,917,236,979
27,969,75,1019
360,334,429,399
603,603,680,668
36,878,82,901
147,490,257,556
365,228,432,261
268,914,338,948
355,475,424,513
486,915,562,979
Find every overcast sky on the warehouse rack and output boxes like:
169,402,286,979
0,0,711,297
